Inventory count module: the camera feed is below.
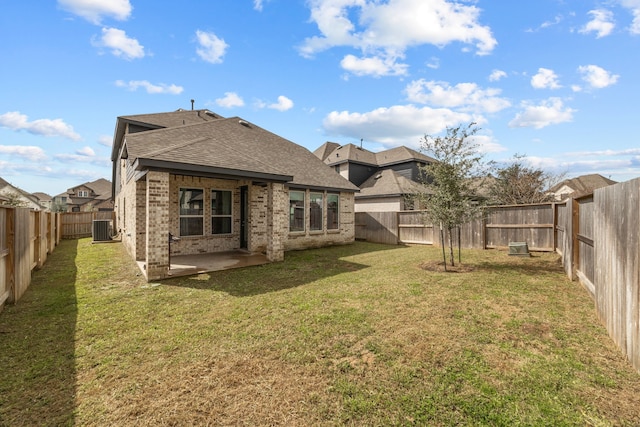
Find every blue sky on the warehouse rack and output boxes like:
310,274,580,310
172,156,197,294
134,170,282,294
1,0,639,196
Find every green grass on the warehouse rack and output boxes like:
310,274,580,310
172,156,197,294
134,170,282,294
1,238,639,426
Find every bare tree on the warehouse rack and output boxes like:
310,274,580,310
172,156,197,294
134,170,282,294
488,154,565,205
1,191,29,207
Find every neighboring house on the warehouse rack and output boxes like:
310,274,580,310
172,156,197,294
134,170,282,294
549,174,617,201
0,177,45,210
111,109,358,281
31,192,53,210
314,142,435,212
52,178,113,212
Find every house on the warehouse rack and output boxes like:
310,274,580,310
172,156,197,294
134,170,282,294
549,174,617,201
111,109,359,281
52,178,113,212
314,142,435,211
0,177,46,210
31,192,53,211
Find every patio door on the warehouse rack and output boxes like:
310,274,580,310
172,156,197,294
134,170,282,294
240,186,248,249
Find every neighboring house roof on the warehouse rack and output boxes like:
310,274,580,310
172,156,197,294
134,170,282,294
375,146,436,167
32,192,52,202
357,169,429,199
313,141,341,161
120,115,359,192
317,143,436,167
550,174,617,199
321,143,378,166
0,176,45,209
53,178,113,209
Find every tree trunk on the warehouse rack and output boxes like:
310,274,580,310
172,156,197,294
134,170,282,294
458,226,461,264
448,226,455,266
440,224,447,271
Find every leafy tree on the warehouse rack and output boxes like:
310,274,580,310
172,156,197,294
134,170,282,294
1,191,29,207
488,154,564,205
419,123,488,268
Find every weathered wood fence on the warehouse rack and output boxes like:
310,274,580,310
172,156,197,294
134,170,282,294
0,208,61,309
61,211,115,239
356,177,640,373
0,209,116,309
356,202,563,252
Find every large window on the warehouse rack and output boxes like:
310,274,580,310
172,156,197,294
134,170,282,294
179,188,204,236
327,193,339,230
289,190,305,232
310,192,323,231
211,189,232,234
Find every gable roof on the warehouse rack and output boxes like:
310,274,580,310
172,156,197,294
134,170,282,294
550,173,617,198
123,116,358,192
357,169,429,199
313,141,341,161
321,143,378,166
318,143,435,167
32,192,52,202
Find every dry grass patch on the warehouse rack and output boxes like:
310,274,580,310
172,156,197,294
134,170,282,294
1,239,639,426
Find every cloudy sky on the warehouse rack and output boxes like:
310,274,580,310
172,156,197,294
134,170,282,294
1,0,639,195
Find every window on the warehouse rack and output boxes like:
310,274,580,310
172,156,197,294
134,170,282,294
289,190,305,232
179,188,203,236
310,192,323,231
327,193,339,230
211,190,232,234
78,190,89,197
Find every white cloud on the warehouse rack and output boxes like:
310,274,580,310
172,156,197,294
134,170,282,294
0,145,47,161
98,135,112,147
195,30,228,64
268,96,294,111
488,69,507,82
404,80,510,114
578,65,619,89
58,0,132,24
340,54,408,77
509,98,575,129
620,0,640,34
531,68,562,89
322,104,476,147
55,147,109,165
0,111,81,141
94,27,145,60
254,0,264,11
580,9,615,38
299,0,496,76
115,80,183,94
215,92,245,108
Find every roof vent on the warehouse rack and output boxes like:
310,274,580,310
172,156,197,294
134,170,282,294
239,120,251,127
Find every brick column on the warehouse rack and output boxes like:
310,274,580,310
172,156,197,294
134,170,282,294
145,171,170,280
266,183,286,262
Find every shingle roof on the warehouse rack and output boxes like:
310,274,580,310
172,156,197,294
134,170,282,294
375,146,435,166
320,143,435,167
322,143,378,166
124,117,358,192
32,192,52,202
119,109,223,129
313,141,340,161
357,169,429,198
550,173,617,198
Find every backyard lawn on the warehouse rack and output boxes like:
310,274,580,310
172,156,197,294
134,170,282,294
1,238,639,426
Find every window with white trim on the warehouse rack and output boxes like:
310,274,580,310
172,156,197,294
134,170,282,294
179,188,204,236
211,189,232,234
77,190,89,197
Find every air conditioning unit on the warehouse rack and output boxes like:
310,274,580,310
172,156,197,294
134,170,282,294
92,220,112,242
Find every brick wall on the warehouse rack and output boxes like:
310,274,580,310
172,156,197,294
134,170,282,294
284,189,355,251
145,171,170,280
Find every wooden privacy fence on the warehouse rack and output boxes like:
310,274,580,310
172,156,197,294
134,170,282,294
0,207,61,308
61,211,115,239
356,202,564,252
